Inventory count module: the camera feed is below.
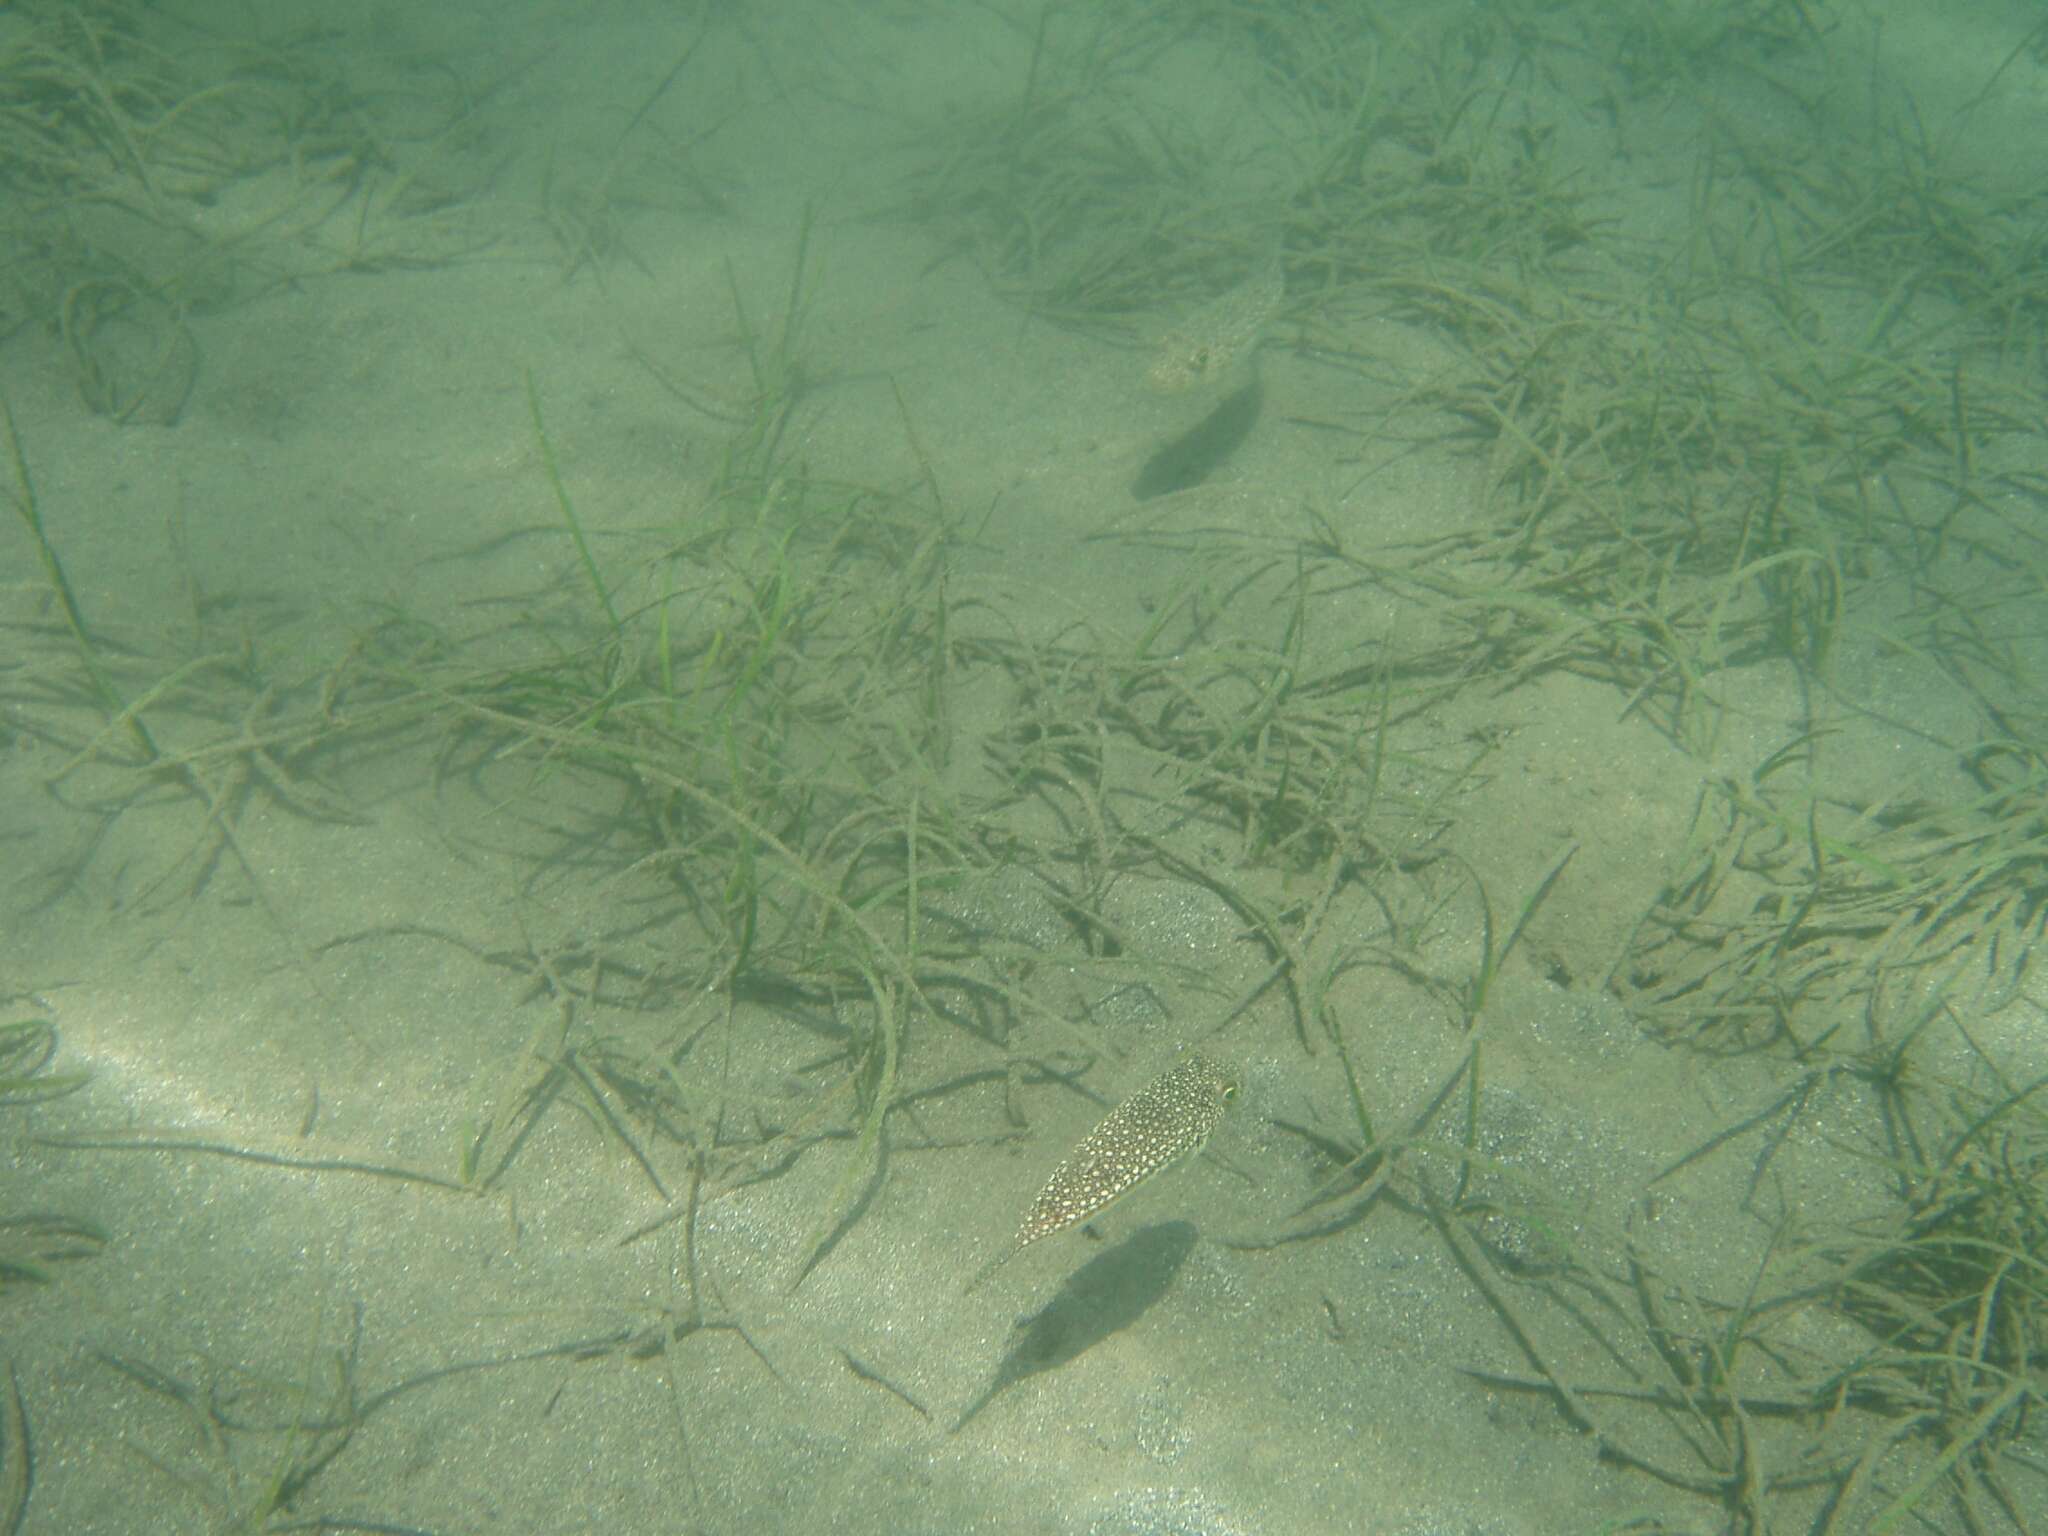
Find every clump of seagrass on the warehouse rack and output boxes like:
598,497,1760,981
1613,763,2048,1056
0,3,498,419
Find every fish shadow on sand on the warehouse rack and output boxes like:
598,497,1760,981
1130,380,1265,500
952,1221,1198,1433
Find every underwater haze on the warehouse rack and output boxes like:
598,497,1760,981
5,1,2048,1532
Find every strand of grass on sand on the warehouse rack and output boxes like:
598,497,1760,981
2,396,158,760
34,1132,473,1194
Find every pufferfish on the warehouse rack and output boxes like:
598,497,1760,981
1145,247,1287,395
965,1054,1238,1293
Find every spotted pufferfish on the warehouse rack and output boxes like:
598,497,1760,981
966,1054,1239,1293
1144,247,1287,395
